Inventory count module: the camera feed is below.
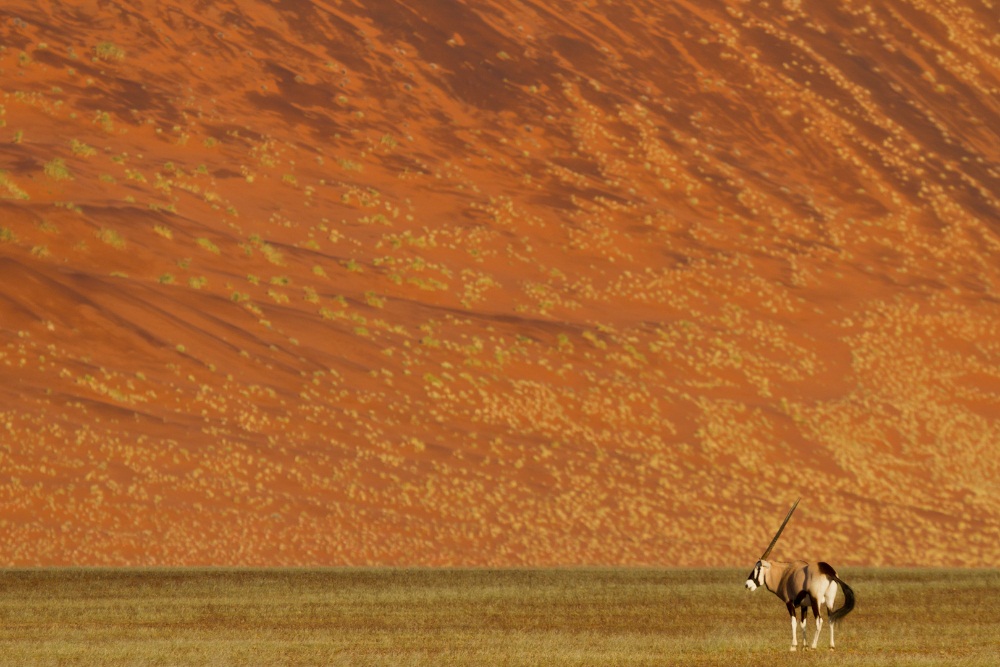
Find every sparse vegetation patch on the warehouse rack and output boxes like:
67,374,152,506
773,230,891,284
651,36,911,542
43,158,72,181
94,41,125,61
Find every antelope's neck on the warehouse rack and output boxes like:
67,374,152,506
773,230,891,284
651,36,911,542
763,560,791,593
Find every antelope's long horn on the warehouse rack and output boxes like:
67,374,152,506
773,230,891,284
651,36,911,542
760,498,800,560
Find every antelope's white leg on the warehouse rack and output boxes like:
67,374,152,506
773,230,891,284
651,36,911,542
811,616,823,649
789,615,798,651
826,580,838,649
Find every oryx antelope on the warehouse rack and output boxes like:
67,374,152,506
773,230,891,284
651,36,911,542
745,499,856,651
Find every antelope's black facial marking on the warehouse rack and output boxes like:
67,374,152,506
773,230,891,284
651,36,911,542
745,560,763,591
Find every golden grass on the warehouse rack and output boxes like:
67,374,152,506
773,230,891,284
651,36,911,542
0,568,997,666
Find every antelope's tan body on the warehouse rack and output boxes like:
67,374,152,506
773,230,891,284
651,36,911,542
746,559,855,650
744,500,856,651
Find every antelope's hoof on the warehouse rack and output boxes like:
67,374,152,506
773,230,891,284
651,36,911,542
789,646,797,652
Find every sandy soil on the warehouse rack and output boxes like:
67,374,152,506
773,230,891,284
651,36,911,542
1,0,998,566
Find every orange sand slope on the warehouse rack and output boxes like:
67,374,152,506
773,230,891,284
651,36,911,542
1,1,998,567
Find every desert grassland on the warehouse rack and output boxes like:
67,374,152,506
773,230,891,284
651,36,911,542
0,568,997,666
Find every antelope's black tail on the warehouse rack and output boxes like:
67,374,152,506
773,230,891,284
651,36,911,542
829,576,855,622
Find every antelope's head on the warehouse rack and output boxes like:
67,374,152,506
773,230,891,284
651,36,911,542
745,498,799,592
745,560,769,591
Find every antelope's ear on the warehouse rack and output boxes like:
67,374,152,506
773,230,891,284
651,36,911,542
760,560,771,569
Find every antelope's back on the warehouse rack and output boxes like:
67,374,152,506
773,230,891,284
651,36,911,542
817,561,838,578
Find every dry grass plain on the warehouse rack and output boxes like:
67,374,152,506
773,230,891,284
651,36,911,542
1,568,997,666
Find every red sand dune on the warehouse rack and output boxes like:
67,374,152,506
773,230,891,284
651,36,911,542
1,0,998,567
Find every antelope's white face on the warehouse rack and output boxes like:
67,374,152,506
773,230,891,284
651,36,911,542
745,559,768,591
